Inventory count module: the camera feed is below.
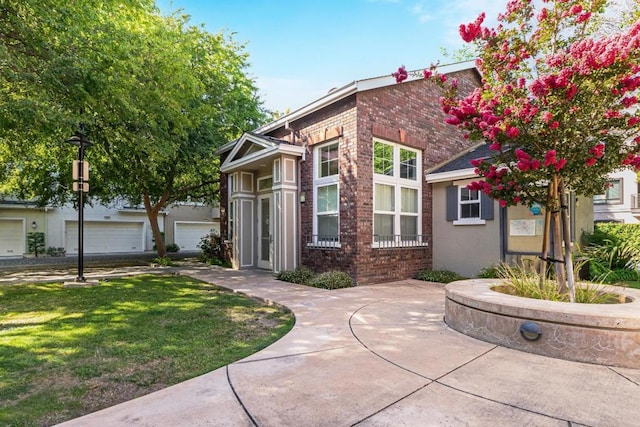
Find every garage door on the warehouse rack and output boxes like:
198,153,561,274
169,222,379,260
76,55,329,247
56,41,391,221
65,221,144,254
0,219,25,257
174,222,218,251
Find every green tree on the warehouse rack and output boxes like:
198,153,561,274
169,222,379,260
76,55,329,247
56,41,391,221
1,1,266,256
396,0,640,301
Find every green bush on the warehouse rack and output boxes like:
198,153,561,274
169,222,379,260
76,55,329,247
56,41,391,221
308,270,355,289
27,232,45,257
580,224,640,283
276,266,315,285
152,256,174,266
46,246,66,257
416,269,466,283
477,265,501,278
198,232,225,264
165,243,180,253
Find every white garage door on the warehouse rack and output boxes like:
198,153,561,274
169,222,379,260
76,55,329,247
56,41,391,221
0,219,25,257
174,222,218,251
65,221,144,254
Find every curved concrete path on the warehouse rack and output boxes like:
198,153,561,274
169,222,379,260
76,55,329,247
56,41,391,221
44,266,640,426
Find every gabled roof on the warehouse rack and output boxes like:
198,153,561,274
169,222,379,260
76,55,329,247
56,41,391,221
216,60,479,157
425,143,493,183
219,132,305,173
256,60,477,136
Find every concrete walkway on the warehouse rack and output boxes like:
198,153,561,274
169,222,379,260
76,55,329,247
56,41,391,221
5,265,639,426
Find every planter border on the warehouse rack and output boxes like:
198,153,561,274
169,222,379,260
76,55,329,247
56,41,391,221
445,279,640,368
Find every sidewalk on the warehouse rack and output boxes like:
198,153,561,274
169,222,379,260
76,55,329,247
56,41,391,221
7,264,639,426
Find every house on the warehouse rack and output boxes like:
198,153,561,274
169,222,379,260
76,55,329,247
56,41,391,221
0,199,219,257
217,62,482,285
425,143,594,277
593,169,640,223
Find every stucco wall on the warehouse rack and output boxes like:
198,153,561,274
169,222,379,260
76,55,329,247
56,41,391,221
431,182,502,277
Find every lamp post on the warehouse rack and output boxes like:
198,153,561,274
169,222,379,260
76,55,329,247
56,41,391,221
66,125,93,282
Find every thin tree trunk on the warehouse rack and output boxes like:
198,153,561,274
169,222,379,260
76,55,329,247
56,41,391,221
551,176,567,293
558,180,576,303
538,184,553,287
143,192,170,258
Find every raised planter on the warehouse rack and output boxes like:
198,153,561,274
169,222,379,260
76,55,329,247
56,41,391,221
445,279,640,369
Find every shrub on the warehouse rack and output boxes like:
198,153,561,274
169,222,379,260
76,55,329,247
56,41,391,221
152,256,174,266
416,269,466,283
165,243,180,253
308,271,354,289
27,232,45,257
495,263,619,303
477,265,501,278
46,246,66,257
198,232,225,264
276,266,315,285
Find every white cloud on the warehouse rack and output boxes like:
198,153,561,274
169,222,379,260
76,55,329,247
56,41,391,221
411,2,434,23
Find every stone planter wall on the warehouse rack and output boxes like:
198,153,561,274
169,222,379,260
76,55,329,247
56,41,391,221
445,279,640,369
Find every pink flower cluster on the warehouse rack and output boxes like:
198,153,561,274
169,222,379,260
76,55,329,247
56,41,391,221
459,12,486,43
515,148,541,172
544,150,567,172
622,153,640,171
392,65,408,83
586,143,605,167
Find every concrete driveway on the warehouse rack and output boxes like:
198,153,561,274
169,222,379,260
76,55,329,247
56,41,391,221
23,265,638,426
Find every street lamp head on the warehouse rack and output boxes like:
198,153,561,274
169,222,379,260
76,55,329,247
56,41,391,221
66,132,93,147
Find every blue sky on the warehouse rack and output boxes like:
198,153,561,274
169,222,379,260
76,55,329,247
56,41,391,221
156,0,504,113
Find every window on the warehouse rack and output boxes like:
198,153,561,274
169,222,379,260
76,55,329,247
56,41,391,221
373,140,422,246
257,176,273,192
313,141,339,245
593,179,622,204
446,184,494,225
459,188,480,219
227,175,234,240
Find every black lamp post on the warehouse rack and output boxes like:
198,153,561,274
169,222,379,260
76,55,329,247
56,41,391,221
66,124,93,282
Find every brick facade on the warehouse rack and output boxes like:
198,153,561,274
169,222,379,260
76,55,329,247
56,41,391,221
220,67,481,285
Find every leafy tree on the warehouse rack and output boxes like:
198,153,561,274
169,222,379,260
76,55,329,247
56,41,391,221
395,0,640,301
1,1,267,256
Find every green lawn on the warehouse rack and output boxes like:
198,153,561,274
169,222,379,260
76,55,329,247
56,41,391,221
0,275,294,426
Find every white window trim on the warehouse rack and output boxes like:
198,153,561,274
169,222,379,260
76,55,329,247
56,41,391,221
372,139,424,248
312,140,340,247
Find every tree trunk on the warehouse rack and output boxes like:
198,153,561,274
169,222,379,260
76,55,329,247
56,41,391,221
538,184,553,287
143,192,170,258
551,176,567,293
558,180,576,303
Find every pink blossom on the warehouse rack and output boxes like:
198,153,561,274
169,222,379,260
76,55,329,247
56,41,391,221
549,121,560,129
459,12,486,42
576,12,591,23
470,158,484,167
555,158,567,172
423,69,433,79
489,143,502,151
622,96,638,108
499,200,507,208
440,74,448,83
544,150,557,167
628,117,640,126
506,127,520,138
515,148,530,160
585,158,597,167
392,65,408,83
531,159,541,170
541,111,553,123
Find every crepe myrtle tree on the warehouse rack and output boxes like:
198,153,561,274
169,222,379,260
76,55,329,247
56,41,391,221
394,0,640,302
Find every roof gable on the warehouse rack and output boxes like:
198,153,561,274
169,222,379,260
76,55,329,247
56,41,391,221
220,132,304,173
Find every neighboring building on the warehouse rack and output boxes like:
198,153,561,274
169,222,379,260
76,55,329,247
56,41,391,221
426,144,594,278
593,169,640,223
0,199,219,257
217,62,482,285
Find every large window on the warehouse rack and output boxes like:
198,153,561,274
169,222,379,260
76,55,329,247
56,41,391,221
313,141,339,245
593,179,622,204
373,140,422,246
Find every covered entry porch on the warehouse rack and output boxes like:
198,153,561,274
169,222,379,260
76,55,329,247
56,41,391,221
219,132,304,273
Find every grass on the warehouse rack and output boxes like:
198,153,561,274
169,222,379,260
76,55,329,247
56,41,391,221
0,274,294,426
625,281,640,289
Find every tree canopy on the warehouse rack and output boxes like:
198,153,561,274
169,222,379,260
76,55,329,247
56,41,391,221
395,0,640,300
1,0,267,255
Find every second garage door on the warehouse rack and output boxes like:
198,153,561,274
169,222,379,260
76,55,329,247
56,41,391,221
174,221,218,251
65,221,145,254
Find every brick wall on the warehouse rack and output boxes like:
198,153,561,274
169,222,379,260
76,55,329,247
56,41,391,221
244,68,481,285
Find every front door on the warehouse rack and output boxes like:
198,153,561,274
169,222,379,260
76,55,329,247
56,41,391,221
257,194,272,269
